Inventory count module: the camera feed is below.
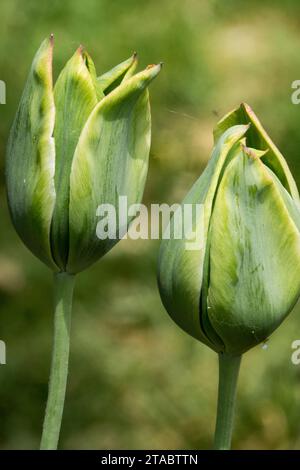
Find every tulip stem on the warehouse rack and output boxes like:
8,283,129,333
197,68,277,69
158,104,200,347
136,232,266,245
214,353,242,450
40,272,76,450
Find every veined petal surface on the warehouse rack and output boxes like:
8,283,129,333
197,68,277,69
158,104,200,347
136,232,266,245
158,125,249,350
51,47,98,269
67,63,161,273
6,36,57,270
208,146,300,354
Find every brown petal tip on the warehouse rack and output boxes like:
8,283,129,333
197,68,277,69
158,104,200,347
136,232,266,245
77,44,85,55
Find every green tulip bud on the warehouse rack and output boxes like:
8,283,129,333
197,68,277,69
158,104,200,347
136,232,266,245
6,36,162,450
158,103,300,356
6,35,161,273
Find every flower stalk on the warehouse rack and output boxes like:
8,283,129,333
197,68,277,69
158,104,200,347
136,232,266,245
214,353,241,450
40,273,75,450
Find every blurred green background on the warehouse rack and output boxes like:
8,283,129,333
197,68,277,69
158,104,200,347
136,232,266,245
1,0,300,450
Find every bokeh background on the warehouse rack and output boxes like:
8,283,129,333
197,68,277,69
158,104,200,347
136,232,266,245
1,0,300,450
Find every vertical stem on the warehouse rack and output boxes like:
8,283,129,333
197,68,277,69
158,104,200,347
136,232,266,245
214,353,242,450
40,272,76,450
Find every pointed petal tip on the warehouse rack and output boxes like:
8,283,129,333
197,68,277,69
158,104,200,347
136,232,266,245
46,34,54,54
152,62,163,77
241,143,257,160
145,62,163,76
237,122,251,133
130,51,138,66
241,102,254,115
76,45,90,64
240,122,251,133
42,34,54,50
241,143,269,160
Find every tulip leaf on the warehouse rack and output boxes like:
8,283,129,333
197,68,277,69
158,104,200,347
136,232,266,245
6,36,58,270
67,64,161,273
51,47,98,269
208,146,300,354
158,125,249,351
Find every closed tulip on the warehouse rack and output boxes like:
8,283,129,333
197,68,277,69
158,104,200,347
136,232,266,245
158,103,300,449
6,35,161,449
6,35,161,274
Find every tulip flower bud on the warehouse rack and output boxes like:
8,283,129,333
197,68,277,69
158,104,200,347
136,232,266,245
6,36,161,273
158,103,300,355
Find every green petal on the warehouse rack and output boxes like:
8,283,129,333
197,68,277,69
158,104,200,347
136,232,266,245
97,53,138,95
264,165,300,232
67,63,162,273
158,125,249,350
208,146,300,354
83,50,105,100
214,102,299,200
122,55,138,81
6,36,57,270
50,46,98,269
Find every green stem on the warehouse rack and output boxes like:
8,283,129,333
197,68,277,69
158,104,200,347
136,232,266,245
213,353,242,450
40,272,76,450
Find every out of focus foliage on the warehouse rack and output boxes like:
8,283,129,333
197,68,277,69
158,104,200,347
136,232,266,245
0,0,300,449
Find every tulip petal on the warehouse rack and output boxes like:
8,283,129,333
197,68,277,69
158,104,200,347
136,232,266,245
264,167,300,235
97,53,138,95
214,103,299,200
67,63,162,273
122,56,138,81
50,47,98,269
208,146,300,354
6,36,57,270
158,125,249,350
83,51,105,100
